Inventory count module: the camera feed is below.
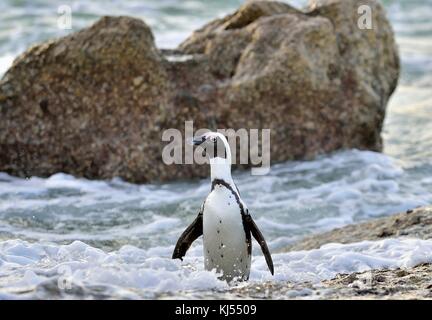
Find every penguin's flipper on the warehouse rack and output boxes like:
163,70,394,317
172,210,203,260
244,214,274,275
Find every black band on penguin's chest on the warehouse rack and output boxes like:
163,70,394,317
211,179,252,255
211,179,245,215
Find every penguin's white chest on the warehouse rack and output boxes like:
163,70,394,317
202,185,251,281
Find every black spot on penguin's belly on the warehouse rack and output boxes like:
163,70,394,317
211,179,252,257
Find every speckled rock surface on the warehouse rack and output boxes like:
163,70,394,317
284,206,432,252
229,206,431,300
319,264,432,299
222,206,432,300
0,0,399,183
220,264,432,299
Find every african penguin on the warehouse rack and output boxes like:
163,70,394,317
172,132,274,281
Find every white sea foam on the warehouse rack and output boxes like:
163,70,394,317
0,54,14,77
0,149,431,252
0,238,431,299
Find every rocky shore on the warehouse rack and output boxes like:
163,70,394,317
229,264,432,299
285,206,432,251
232,206,432,299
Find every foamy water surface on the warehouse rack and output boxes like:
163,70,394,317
0,0,432,299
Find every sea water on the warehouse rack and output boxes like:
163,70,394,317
0,0,431,298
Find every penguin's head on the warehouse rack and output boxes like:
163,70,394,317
192,132,219,146
191,132,230,160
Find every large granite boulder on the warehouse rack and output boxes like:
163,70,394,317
0,0,400,183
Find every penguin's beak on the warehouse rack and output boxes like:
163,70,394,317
191,135,206,146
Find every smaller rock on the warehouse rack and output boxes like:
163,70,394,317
377,229,394,238
133,76,144,87
395,270,409,278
